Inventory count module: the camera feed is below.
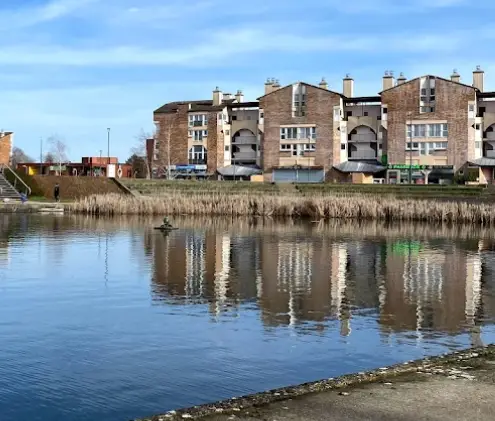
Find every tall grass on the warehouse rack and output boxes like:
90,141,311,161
70,193,495,225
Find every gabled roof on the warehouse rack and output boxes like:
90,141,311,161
257,81,343,100
468,157,495,167
379,75,478,95
154,100,213,114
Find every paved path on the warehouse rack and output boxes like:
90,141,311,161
202,359,495,421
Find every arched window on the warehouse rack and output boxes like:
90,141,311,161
189,146,207,164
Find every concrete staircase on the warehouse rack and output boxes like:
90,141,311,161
0,173,21,201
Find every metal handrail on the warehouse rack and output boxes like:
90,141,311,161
0,164,32,195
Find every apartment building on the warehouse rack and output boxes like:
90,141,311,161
152,66,495,184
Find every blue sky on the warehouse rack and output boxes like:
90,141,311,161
0,0,494,161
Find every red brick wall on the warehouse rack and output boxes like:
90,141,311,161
154,105,189,170
382,78,475,170
259,84,341,172
0,133,12,166
207,111,220,173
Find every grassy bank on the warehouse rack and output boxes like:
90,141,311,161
71,193,495,224
120,179,489,199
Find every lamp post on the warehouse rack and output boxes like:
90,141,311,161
107,128,111,167
39,137,43,176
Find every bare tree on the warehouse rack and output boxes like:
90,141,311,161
11,147,33,168
47,135,69,175
130,129,153,179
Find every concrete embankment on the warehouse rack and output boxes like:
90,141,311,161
0,201,67,213
135,345,495,421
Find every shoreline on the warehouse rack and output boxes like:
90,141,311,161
134,345,495,421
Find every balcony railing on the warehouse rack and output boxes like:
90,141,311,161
485,150,495,159
348,151,377,160
484,133,495,141
188,159,207,165
232,136,257,145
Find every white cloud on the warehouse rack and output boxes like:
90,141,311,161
0,0,99,29
0,27,481,67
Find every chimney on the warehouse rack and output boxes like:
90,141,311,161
235,90,244,103
213,86,223,106
264,78,274,95
319,77,328,90
473,65,485,92
397,72,407,85
343,74,354,98
0,129,4,138
383,71,395,91
223,93,232,101
272,79,281,90
451,69,461,83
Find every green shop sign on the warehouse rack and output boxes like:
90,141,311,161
387,164,453,170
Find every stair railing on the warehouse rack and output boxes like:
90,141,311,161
0,164,32,196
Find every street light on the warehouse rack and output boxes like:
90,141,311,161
107,128,111,167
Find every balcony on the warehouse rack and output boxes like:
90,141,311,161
232,135,257,145
348,134,377,143
348,151,377,160
232,151,257,160
485,132,495,141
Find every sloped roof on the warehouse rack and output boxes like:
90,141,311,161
257,81,343,100
468,157,495,167
379,75,477,95
217,165,262,177
334,160,386,174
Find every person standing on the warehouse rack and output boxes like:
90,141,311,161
54,183,60,202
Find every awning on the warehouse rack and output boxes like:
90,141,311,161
334,160,386,174
217,165,262,177
468,157,495,167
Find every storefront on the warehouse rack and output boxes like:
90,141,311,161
386,164,454,184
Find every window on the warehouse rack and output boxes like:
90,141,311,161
189,114,207,127
379,143,383,150
364,111,369,116
420,106,435,113
260,112,264,119
188,145,207,163
434,142,447,150
479,107,486,116
225,130,230,135
193,130,205,141
280,144,292,151
383,107,388,114
475,141,481,149
293,84,307,117
469,104,475,112
280,126,316,140
406,142,419,150
232,116,237,121
346,111,353,118
475,124,480,130
225,145,230,152
413,124,426,137
334,109,341,121
429,124,442,137
341,143,346,150
408,123,447,138
287,128,297,139
188,130,193,137
441,123,448,137
303,144,316,151
377,116,382,120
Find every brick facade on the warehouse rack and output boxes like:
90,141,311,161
382,77,475,170
206,111,221,173
153,105,188,171
259,84,341,173
0,133,13,166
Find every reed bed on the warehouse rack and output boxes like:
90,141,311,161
70,193,495,225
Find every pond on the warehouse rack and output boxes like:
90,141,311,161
0,215,494,421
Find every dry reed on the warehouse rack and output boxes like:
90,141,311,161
70,193,495,225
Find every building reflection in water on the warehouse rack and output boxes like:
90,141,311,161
146,222,495,341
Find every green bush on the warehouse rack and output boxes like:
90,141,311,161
4,170,44,196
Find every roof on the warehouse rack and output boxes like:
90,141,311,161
344,96,381,104
257,81,343,100
478,91,495,99
468,157,495,167
230,101,260,108
334,160,386,174
379,75,478,95
217,165,262,177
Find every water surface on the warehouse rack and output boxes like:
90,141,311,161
0,215,494,421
